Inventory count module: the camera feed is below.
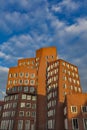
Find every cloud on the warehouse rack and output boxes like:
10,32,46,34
51,0,80,13
0,0,87,94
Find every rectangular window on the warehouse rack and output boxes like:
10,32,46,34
81,106,87,113
27,95,31,100
18,120,23,130
20,103,25,108
31,111,36,117
26,103,31,108
26,111,30,117
25,120,30,130
71,106,77,113
65,118,68,129
30,80,35,85
32,96,36,101
13,102,17,108
19,111,24,117
24,87,28,92
22,94,26,100
30,73,35,78
32,104,36,109
83,118,87,129
72,118,79,129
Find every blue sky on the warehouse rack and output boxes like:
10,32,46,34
0,0,87,98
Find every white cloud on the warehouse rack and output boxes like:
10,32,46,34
51,0,80,13
0,66,8,72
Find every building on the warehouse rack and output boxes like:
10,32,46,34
46,59,82,130
0,46,87,130
64,94,87,130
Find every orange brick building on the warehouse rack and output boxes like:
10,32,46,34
0,46,87,130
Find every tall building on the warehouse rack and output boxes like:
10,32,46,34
0,46,87,130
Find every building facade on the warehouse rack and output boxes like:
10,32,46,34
0,46,87,130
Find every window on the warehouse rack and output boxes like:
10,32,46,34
64,107,67,115
30,73,35,78
18,86,22,92
31,111,36,117
32,96,36,101
83,118,87,129
81,106,87,113
13,80,17,85
13,102,17,108
48,120,53,129
19,79,23,84
14,73,18,77
8,80,12,85
11,111,15,117
19,111,24,117
14,94,18,100
24,80,29,85
32,104,36,109
25,73,29,78
65,118,68,129
62,62,65,66
30,87,35,93
30,80,35,85
22,94,26,100
20,103,25,108
19,72,24,77
63,84,67,89
24,87,28,92
70,85,73,90
78,88,81,92
26,103,31,108
77,80,80,85
18,120,23,130
9,73,13,78
63,76,66,81
25,120,30,130
27,95,31,100
72,118,79,129
26,111,30,117
71,106,77,113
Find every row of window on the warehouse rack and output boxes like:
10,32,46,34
2,111,15,117
9,73,35,78
19,111,36,117
47,83,58,93
63,84,81,92
65,118,87,129
47,91,57,100
48,119,55,129
19,60,35,66
4,94,36,102
47,100,56,109
47,61,59,71
21,94,36,100
47,76,58,85
64,106,87,115
63,76,80,85
48,109,55,117
20,102,36,109
8,79,36,85
62,69,79,78
5,95,18,102
47,68,58,78
7,86,36,94
62,62,77,72
0,119,34,130
2,110,36,118
4,102,17,109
